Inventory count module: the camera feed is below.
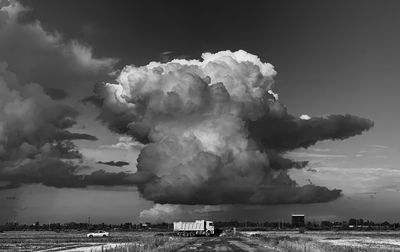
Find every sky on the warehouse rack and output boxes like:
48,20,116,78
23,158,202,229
1,0,400,224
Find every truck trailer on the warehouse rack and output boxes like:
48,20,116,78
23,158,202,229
173,220,214,237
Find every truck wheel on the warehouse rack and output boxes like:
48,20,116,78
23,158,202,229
88,235,93,238
206,231,211,237
103,235,107,237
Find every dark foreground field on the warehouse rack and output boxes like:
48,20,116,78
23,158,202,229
0,231,187,252
242,231,400,252
0,230,279,252
2,231,400,251
176,236,278,252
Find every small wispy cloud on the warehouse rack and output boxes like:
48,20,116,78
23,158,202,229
369,144,389,149
355,144,390,157
306,167,318,173
286,151,347,159
100,137,144,150
303,167,400,195
97,160,130,167
299,114,311,120
310,148,332,152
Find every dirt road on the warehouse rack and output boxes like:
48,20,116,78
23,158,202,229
176,236,279,252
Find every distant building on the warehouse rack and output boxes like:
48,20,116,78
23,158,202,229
291,214,305,227
321,221,333,228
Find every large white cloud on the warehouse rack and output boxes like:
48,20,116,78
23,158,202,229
89,50,373,205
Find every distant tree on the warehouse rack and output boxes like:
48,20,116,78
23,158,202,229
348,219,357,226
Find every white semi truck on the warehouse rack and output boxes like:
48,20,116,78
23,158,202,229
173,220,214,237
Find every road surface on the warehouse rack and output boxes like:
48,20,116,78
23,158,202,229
176,236,279,252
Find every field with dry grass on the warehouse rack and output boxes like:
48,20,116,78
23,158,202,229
0,231,194,252
243,230,400,251
3,230,400,251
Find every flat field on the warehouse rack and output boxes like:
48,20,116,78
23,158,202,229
2,230,400,251
0,231,192,252
243,230,400,251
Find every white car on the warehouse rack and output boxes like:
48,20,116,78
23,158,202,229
87,230,110,238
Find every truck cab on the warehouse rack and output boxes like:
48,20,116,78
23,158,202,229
206,221,214,236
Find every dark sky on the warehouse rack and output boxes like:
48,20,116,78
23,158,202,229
1,0,400,223
21,0,400,119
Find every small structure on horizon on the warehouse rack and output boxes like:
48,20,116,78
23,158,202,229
291,214,305,227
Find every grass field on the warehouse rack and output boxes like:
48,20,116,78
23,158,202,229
0,231,194,252
243,230,400,251
3,230,400,251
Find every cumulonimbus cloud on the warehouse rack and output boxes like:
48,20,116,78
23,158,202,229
87,50,373,205
0,1,373,204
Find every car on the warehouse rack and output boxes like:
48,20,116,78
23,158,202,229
87,230,110,238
